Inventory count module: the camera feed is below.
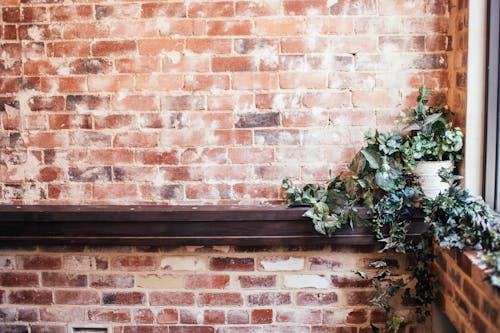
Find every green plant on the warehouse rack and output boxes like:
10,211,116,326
282,85,497,332
400,85,463,164
423,168,500,288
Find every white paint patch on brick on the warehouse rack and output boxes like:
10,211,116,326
63,255,96,270
27,26,44,40
252,44,279,69
327,0,338,7
160,256,206,271
284,274,330,289
260,257,305,271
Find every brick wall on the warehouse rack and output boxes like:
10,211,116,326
0,0,452,204
434,249,500,333
0,245,429,333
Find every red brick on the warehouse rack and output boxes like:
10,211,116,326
69,58,112,75
184,75,230,91
296,292,338,306
42,272,87,287
18,255,61,270
3,7,48,23
9,290,52,305
95,4,141,20
163,96,205,111
88,308,131,323
47,41,90,57
276,309,321,324
238,275,276,288
88,75,134,92
198,293,243,306
54,290,99,305
188,2,234,17
255,18,304,36
66,95,110,111
209,257,254,271
0,273,39,287
92,40,136,56
227,310,249,324
346,291,374,306
41,77,87,93
134,308,155,324
137,150,179,165
27,96,65,112
346,309,369,324
204,310,225,324
136,74,183,91
89,274,134,288
233,184,280,199
331,276,371,288
212,56,256,72
141,3,186,18
18,309,38,322
149,292,195,306
157,308,178,324
284,1,329,15
31,325,65,333
232,73,278,90
111,255,157,271
251,309,273,324
94,115,135,130
49,114,92,130
0,78,20,94
185,275,230,289
112,95,159,111
236,1,280,16
379,36,425,52
116,57,161,73
378,0,425,16
103,292,145,305
40,307,86,322
93,183,139,201
114,132,158,148
207,20,252,36
248,292,291,306
185,184,231,200
170,327,214,333
122,326,168,333
187,38,232,54
49,5,93,21
138,38,184,56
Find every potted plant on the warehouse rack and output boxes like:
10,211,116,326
399,85,464,198
282,85,499,332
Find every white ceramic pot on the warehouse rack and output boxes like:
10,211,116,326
414,160,454,199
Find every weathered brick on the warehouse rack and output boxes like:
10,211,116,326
185,275,230,289
18,255,61,270
198,293,243,306
296,292,338,306
0,325,29,333
209,257,254,271
204,310,225,324
42,272,86,287
54,290,99,305
155,308,178,324
170,327,214,333
251,309,273,324
68,166,112,182
248,292,291,306
346,291,374,306
149,292,195,306
276,309,321,324
0,273,38,287
9,290,52,305
239,275,276,288
227,310,249,324
88,308,131,323
103,292,145,305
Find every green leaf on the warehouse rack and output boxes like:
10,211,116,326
370,324,380,333
361,148,381,169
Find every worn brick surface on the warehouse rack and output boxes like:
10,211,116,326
0,0,451,205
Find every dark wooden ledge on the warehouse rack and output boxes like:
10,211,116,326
0,205,427,246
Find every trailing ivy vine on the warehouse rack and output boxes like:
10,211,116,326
282,86,500,332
